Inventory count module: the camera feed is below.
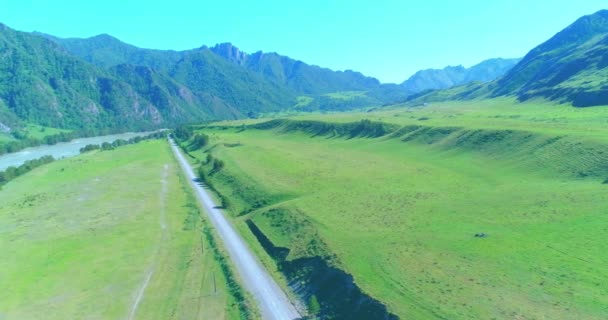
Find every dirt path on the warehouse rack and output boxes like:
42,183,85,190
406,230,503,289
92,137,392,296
168,138,301,320
126,164,170,320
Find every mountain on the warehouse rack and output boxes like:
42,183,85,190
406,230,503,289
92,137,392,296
0,26,411,132
37,32,185,71
409,10,608,107
210,43,383,95
41,34,408,116
209,43,411,110
41,34,297,115
401,58,520,93
167,48,296,115
108,64,225,122
492,9,608,106
0,24,177,130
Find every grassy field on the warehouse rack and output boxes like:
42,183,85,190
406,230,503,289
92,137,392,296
22,124,71,140
0,140,243,319
219,98,608,140
190,99,608,319
0,134,13,143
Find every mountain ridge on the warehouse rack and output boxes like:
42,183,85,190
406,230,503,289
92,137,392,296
408,9,608,107
401,57,521,93
1,25,410,131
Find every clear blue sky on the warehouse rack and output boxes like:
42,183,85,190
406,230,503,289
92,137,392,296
2,1,606,83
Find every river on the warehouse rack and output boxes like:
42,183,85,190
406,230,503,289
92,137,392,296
0,132,151,171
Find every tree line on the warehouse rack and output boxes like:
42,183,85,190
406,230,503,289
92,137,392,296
79,131,168,153
0,131,169,187
0,127,153,156
0,155,55,186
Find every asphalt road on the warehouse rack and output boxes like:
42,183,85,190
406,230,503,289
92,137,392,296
169,138,301,320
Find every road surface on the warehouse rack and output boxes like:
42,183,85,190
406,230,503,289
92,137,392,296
169,138,301,320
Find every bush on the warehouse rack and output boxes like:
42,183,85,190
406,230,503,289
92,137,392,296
190,133,209,150
212,159,225,174
309,294,321,315
80,144,101,153
100,142,114,151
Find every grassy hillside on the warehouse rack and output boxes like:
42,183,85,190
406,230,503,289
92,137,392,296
0,140,246,319
188,99,608,319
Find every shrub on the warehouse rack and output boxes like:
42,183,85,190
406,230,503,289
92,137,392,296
212,159,225,174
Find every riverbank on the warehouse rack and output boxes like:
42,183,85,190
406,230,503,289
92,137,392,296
0,132,153,170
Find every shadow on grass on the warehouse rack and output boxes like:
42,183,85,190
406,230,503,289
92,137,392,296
247,220,399,320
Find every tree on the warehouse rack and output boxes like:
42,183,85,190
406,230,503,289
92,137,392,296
212,159,225,173
174,126,193,141
308,294,321,316
80,144,100,153
101,142,114,150
191,133,209,149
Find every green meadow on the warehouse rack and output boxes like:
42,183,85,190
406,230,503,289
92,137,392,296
190,99,608,319
0,140,242,320
21,124,71,140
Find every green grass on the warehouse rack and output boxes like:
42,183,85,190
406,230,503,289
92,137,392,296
214,98,608,141
0,140,241,320
0,133,13,142
323,91,368,100
191,99,608,319
293,96,314,109
22,124,71,140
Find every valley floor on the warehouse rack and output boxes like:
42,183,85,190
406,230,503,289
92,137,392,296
0,140,240,319
189,100,608,319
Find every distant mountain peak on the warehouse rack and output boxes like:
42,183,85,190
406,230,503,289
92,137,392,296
89,33,118,40
84,33,127,46
401,57,521,93
210,42,249,65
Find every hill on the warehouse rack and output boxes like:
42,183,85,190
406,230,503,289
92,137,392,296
401,58,520,93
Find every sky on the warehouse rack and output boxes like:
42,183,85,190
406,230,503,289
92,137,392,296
1,1,607,83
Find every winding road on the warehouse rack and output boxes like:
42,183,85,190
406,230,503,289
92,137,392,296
168,138,301,320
